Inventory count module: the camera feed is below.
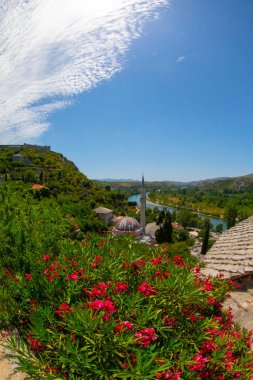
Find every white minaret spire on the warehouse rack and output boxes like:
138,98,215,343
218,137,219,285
140,174,146,233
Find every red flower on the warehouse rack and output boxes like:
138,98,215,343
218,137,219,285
54,303,72,317
114,282,128,294
162,316,176,328
88,282,107,298
172,256,185,268
135,328,157,348
87,299,117,314
90,256,101,269
66,272,79,281
25,273,32,281
137,281,156,296
27,335,44,351
115,320,134,333
42,254,50,261
149,257,163,266
188,355,208,372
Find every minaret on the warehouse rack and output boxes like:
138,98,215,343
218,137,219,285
140,174,146,233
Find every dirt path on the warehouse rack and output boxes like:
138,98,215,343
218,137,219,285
0,335,28,380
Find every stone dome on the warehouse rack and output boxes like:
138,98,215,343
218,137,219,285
116,217,141,232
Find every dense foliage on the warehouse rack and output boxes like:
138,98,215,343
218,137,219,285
148,188,253,223
1,235,253,379
0,147,129,233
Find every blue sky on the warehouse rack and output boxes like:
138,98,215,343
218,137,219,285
1,1,253,181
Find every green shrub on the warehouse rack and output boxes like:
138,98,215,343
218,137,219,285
2,236,253,379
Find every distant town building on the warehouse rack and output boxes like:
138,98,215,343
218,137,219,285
12,153,24,161
0,144,50,152
94,207,114,226
32,184,47,190
140,175,146,233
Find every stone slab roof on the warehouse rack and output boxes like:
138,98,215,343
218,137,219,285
202,216,253,278
94,207,113,214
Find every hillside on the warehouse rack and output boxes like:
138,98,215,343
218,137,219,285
97,173,253,195
0,146,128,233
195,173,253,193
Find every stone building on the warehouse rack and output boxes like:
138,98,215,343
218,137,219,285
0,144,50,152
94,207,114,226
140,175,146,233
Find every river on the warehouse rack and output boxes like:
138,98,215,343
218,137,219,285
127,193,227,231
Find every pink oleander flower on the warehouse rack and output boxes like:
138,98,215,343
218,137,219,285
137,281,156,296
115,320,134,333
162,316,176,328
54,303,72,317
135,328,157,348
188,354,208,372
88,282,107,298
86,299,117,318
42,254,50,261
114,281,128,294
172,256,185,268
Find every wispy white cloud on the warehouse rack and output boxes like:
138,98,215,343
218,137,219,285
0,0,169,143
176,56,187,63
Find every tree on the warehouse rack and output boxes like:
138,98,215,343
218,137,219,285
177,209,198,228
155,209,173,244
224,205,237,229
201,219,211,255
214,223,223,233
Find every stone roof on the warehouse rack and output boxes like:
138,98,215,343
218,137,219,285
202,216,253,278
115,217,141,232
94,207,113,214
145,222,159,237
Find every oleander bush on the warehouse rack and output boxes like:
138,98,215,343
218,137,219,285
1,235,253,379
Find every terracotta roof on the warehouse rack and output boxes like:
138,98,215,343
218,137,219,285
32,184,45,189
202,216,253,278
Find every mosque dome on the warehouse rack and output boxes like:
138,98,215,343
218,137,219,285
116,217,141,232
113,216,143,236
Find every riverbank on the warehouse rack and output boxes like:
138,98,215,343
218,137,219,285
128,193,227,231
147,195,225,220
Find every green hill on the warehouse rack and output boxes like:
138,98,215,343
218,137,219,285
195,173,253,193
0,146,128,234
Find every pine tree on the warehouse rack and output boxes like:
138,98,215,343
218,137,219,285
39,171,43,183
201,219,211,255
155,210,173,244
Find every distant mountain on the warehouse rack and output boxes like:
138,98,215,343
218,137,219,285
94,174,253,193
94,178,138,182
193,173,253,192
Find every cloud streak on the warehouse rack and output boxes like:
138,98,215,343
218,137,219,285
176,56,186,63
0,0,168,143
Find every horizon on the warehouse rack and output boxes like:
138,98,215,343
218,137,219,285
91,172,253,183
1,1,253,181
